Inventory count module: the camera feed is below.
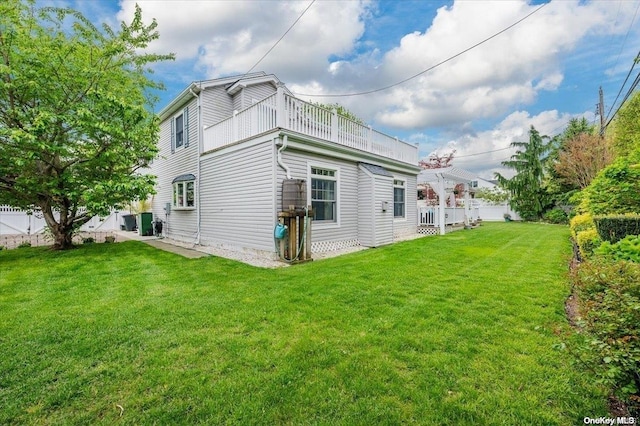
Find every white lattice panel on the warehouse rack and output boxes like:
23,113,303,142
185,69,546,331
311,239,360,253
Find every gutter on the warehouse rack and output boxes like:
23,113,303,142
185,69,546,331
190,84,202,245
276,134,292,179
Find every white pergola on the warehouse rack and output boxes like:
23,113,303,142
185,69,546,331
418,166,477,235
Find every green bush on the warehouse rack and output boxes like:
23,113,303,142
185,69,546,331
17,241,31,249
582,159,640,215
593,214,640,243
595,235,640,263
543,208,569,224
575,229,602,259
570,213,595,239
571,259,640,412
82,237,95,244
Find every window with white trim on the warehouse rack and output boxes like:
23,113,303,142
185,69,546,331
173,180,195,209
394,179,405,218
171,107,189,153
310,166,337,222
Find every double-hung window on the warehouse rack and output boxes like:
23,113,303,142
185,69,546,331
394,179,405,218
310,166,337,222
171,107,189,153
172,174,195,209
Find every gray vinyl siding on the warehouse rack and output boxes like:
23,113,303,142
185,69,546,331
244,83,277,105
357,168,375,246
374,176,394,246
393,173,418,238
232,83,277,111
201,86,234,127
151,97,199,243
199,140,276,251
279,149,359,245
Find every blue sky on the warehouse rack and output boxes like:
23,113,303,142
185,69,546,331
41,0,640,178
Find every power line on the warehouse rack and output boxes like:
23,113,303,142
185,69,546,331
294,2,547,98
454,146,513,158
244,0,316,76
603,49,640,125
603,65,640,130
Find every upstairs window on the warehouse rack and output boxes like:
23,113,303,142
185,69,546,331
171,107,189,153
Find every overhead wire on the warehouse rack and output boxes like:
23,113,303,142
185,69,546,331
294,2,547,98
243,0,316,76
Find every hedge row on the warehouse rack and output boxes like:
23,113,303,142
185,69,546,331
594,214,640,243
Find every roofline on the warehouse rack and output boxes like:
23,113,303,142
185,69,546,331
157,72,275,121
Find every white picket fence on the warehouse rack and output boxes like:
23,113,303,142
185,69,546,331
0,205,127,235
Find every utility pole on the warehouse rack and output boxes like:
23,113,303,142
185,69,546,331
598,86,605,136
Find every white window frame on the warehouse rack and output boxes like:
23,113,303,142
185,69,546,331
393,179,406,219
170,106,189,153
172,180,195,210
308,162,340,228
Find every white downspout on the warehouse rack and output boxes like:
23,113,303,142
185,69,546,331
277,134,291,179
190,85,201,245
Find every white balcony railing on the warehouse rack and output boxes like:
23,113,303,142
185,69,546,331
203,87,418,165
419,207,469,227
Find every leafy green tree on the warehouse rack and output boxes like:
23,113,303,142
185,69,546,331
579,90,640,216
581,159,640,215
0,0,173,249
544,117,599,205
495,126,553,220
610,88,640,161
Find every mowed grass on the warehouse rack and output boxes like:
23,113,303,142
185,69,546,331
0,222,607,424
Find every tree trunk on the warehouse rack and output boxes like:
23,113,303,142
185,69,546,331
51,225,75,250
40,203,76,250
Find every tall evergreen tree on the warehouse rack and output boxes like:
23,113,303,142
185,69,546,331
495,126,553,220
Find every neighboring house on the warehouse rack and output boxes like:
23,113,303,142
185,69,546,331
151,72,420,260
467,177,521,221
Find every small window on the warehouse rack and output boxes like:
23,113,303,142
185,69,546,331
171,107,189,153
310,166,337,222
175,113,184,149
173,179,195,209
394,179,405,218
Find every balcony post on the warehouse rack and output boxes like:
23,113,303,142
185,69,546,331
276,84,285,128
232,110,238,142
367,125,373,152
331,108,338,143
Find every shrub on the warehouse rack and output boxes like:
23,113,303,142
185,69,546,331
582,159,640,215
104,236,115,243
570,213,595,239
575,229,602,259
82,237,95,244
593,214,640,243
571,259,640,412
543,208,568,224
595,235,640,263
17,241,32,249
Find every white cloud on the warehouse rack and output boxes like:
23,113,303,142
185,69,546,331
362,0,628,130
440,109,596,179
111,0,634,177
117,0,370,82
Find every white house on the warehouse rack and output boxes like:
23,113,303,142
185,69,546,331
150,72,421,261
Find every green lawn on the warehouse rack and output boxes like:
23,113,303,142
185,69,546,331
0,222,607,424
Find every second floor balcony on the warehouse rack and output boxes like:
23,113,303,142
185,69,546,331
203,87,419,165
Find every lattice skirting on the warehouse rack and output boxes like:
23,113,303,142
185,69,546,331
417,226,438,236
311,238,360,253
